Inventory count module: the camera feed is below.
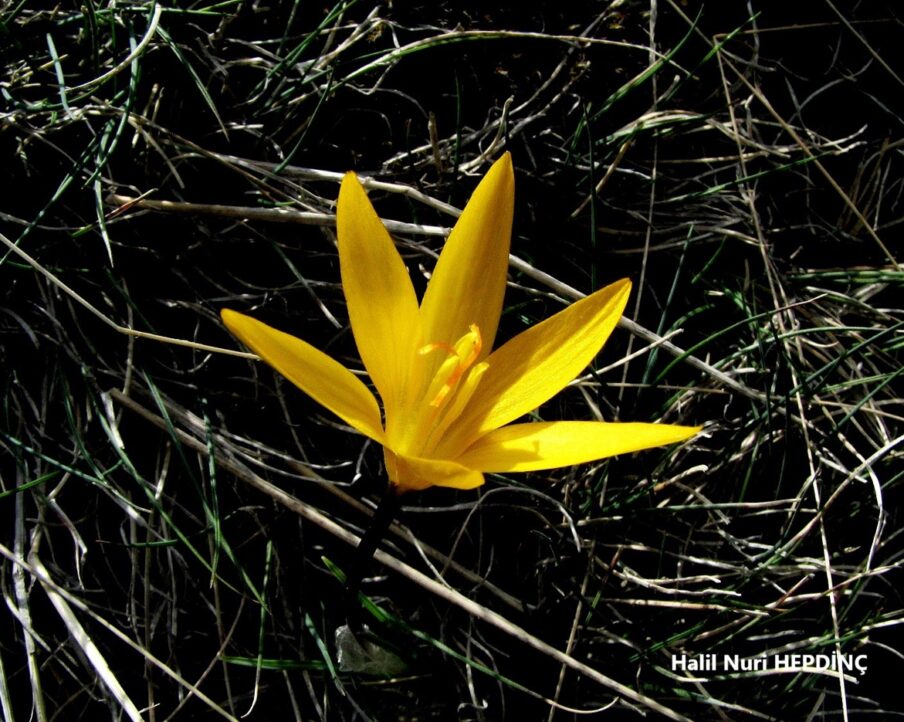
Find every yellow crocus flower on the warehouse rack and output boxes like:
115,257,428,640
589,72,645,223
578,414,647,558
222,153,700,492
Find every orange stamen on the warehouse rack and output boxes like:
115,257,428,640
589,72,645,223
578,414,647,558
419,325,483,409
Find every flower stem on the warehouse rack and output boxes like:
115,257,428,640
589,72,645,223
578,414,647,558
344,485,401,616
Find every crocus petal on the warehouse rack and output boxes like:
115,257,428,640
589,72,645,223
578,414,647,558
439,278,632,455
221,309,384,443
384,447,484,493
419,153,514,358
337,172,422,419
456,421,701,473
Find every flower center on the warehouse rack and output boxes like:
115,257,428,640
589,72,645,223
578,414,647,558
414,324,489,452
419,324,483,408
